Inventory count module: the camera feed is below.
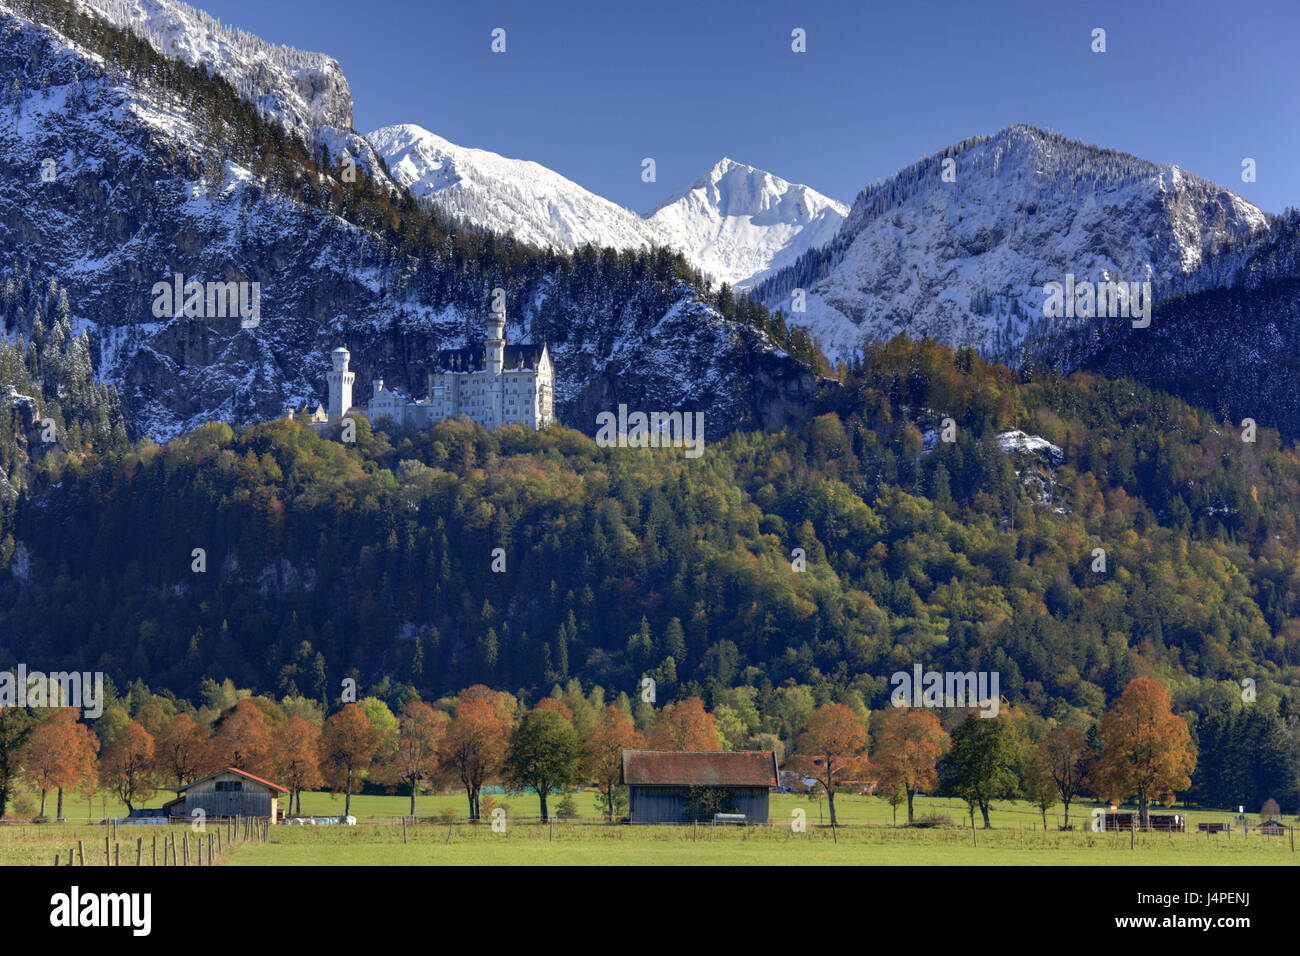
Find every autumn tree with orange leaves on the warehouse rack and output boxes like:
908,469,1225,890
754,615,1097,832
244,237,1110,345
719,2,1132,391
872,707,949,825
153,713,209,793
395,701,448,817
22,708,98,819
440,686,511,820
648,697,719,751
210,699,276,778
587,705,644,822
794,703,870,828
275,716,323,816
319,704,377,818
1091,678,1196,829
100,719,155,813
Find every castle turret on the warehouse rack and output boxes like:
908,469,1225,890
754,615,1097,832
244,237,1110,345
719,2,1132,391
486,306,505,377
327,347,354,422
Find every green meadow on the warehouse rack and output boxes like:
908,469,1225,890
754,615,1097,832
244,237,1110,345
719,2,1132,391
4,791,1296,866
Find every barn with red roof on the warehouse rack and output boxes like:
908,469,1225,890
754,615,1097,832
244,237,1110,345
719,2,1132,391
162,767,288,823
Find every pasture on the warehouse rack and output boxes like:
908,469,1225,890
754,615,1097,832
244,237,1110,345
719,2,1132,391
2,791,1296,866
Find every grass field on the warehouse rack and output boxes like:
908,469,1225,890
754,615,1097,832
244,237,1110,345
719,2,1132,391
30,788,1277,829
4,791,1297,865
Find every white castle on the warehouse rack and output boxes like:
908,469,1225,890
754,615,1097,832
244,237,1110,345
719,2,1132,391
315,310,555,431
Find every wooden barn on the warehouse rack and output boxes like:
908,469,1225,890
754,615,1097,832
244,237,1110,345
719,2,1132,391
1100,811,1184,832
164,768,287,822
621,749,778,825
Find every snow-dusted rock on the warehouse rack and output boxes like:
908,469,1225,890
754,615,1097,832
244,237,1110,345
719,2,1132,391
751,125,1268,364
996,430,1063,465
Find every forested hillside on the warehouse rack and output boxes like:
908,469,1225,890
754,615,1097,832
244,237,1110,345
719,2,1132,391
1083,208,1300,439
4,339,1298,734
0,267,128,531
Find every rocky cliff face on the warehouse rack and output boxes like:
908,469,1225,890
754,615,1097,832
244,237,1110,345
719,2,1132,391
80,0,355,137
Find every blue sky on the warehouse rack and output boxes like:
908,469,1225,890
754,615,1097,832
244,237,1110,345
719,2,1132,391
196,0,1299,213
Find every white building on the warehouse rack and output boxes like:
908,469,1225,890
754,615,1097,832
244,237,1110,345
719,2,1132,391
320,311,555,432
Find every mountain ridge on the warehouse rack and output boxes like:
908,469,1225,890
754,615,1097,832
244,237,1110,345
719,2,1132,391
367,123,849,289
751,123,1269,363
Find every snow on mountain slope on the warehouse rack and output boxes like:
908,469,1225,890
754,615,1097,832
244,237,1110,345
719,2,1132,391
752,125,1270,363
367,124,667,254
0,3,814,441
78,0,391,183
644,158,848,288
80,0,351,135
367,125,847,288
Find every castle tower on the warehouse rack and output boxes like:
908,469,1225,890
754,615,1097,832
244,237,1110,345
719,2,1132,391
485,307,506,428
327,346,354,422
486,306,506,376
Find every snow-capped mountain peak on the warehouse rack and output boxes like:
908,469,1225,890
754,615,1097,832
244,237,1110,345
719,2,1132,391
367,123,668,255
366,125,849,288
645,158,849,287
752,124,1269,362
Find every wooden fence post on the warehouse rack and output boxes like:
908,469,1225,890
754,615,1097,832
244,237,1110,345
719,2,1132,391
104,836,109,866
136,838,142,866
152,836,157,866
114,843,119,866
78,840,84,866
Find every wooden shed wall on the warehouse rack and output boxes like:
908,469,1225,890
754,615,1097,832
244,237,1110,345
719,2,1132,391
628,786,770,824
177,772,279,818
183,791,276,818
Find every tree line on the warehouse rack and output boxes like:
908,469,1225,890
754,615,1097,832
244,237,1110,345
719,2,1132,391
0,675,1218,831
